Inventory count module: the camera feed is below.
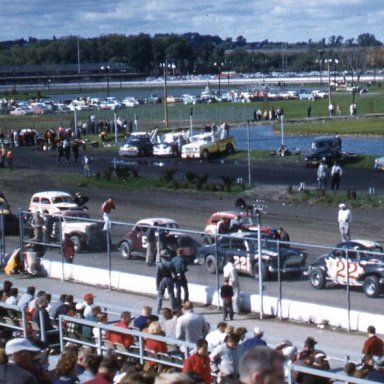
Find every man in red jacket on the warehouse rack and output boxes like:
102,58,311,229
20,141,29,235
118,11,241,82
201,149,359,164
183,338,211,384
105,311,133,350
362,325,384,358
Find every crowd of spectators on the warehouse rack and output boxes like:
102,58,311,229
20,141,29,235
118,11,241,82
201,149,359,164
1,279,384,384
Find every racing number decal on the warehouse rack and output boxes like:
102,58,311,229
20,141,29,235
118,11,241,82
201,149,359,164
325,257,363,284
233,255,247,270
335,259,359,279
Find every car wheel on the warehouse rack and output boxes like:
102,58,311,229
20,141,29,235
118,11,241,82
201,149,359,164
202,150,209,159
205,254,217,274
363,276,381,298
252,262,268,281
309,268,326,289
202,235,214,245
70,235,82,253
226,143,234,154
120,241,132,259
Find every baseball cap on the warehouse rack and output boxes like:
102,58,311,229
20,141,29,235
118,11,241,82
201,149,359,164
83,293,95,301
339,203,346,209
5,338,40,355
253,327,264,336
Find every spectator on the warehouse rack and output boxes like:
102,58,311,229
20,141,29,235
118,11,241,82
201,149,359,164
134,306,157,331
54,294,76,319
32,296,57,343
160,307,180,340
223,256,240,314
182,338,211,384
5,287,18,305
155,250,177,314
145,223,157,266
106,311,134,350
84,356,119,384
205,322,228,351
48,294,66,319
171,247,189,306
17,285,36,309
53,350,79,384
0,337,41,383
1,280,13,301
362,325,384,358
144,321,167,373
299,352,330,384
220,277,234,321
276,228,290,249
330,162,343,192
241,327,267,355
63,233,75,263
82,293,96,319
338,203,352,242
210,333,241,382
344,361,368,379
78,354,102,383
92,312,108,345
176,301,209,346
366,357,384,382
82,154,91,178
317,159,328,190
238,345,285,384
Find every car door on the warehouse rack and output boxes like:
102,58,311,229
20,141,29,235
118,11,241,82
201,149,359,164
325,244,364,286
227,238,251,274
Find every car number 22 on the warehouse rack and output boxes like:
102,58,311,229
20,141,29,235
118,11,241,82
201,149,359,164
326,257,362,282
233,255,247,270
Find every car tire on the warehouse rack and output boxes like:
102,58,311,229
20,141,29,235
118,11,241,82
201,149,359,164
120,241,132,259
363,276,381,298
205,254,217,274
202,150,209,159
226,143,234,154
70,234,82,253
309,268,326,289
252,262,268,281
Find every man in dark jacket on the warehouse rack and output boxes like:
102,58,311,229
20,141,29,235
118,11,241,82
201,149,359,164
171,247,189,306
156,250,177,314
0,338,41,383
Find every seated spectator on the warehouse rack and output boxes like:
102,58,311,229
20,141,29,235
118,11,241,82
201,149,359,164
17,286,35,309
54,294,76,319
160,307,180,339
367,357,384,382
344,361,368,379
75,346,94,376
32,296,58,344
205,322,227,351
82,305,102,340
240,327,267,355
53,350,79,384
182,338,211,384
83,356,119,384
77,353,101,383
48,294,66,319
0,280,13,301
81,293,96,319
106,311,134,350
234,326,248,344
300,353,330,384
5,287,18,305
144,321,167,372
92,312,108,345
134,306,156,331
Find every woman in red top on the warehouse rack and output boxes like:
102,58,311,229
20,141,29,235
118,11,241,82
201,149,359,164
144,321,167,368
183,338,211,384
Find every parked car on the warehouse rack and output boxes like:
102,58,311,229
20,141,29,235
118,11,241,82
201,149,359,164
203,210,273,244
117,218,197,263
51,210,105,252
374,156,384,171
307,240,384,298
121,97,139,107
118,133,153,157
304,135,342,167
28,191,78,215
197,231,307,280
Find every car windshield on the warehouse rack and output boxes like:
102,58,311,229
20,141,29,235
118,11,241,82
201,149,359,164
52,196,73,203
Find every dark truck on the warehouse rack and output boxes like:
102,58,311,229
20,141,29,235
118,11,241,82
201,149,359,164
304,136,342,167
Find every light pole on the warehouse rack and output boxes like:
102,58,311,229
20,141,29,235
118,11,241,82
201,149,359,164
100,65,111,97
213,62,224,95
160,60,175,128
325,58,339,107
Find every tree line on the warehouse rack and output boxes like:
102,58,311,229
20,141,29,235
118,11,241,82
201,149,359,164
0,32,383,76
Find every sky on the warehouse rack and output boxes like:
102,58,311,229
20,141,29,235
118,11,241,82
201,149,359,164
1,0,383,44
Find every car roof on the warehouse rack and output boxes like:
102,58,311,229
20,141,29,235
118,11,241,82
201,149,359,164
136,218,178,226
31,191,72,198
337,239,382,249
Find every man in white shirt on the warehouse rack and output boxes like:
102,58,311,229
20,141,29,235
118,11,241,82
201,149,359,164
338,203,352,241
331,162,343,191
223,257,240,314
206,321,228,351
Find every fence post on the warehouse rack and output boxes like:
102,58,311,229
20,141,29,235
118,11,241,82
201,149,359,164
0,206,5,266
277,240,282,320
107,227,112,290
18,208,25,268
346,249,351,332
214,233,220,309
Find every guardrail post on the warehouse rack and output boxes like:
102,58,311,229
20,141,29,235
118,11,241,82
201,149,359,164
214,232,220,309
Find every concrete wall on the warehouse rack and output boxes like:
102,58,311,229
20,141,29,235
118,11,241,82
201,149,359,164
41,260,384,334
